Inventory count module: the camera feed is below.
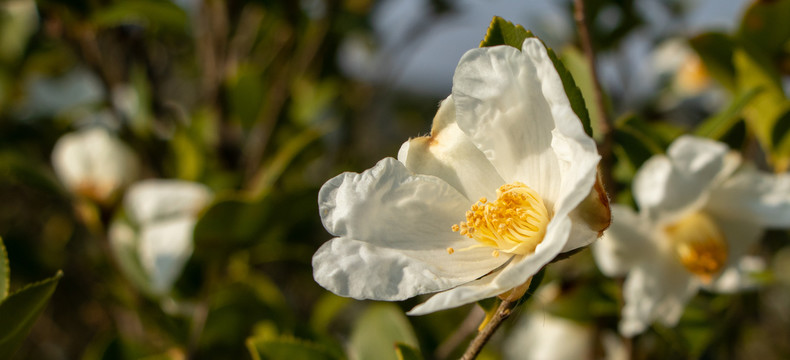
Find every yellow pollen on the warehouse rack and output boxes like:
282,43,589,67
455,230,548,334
447,247,455,254
664,211,728,282
449,182,550,257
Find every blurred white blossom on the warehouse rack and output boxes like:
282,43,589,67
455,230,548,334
504,311,627,360
51,127,139,204
594,135,790,336
313,38,609,315
110,179,213,295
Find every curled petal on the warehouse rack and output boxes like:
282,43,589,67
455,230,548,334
398,97,505,201
452,38,599,208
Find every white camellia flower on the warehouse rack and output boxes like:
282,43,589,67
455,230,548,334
51,127,139,204
313,38,610,315
110,179,213,295
594,135,790,337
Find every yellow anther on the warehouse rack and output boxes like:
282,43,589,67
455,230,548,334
449,182,550,257
447,247,455,254
664,211,728,282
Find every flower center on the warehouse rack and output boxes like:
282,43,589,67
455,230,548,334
450,182,550,257
664,211,728,282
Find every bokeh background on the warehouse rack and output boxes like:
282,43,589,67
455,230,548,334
1,0,789,359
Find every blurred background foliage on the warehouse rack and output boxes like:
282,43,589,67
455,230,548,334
0,0,788,359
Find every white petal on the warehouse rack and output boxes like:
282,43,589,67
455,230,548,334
125,179,213,225
707,166,790,228
407,214,571,315
397,96,505,201
452,38,598,207
593,205,654,277
316,157,507,300
706,256,765,293
138,217,196,294
51,127,139,200
633,135,734,221
619,257,698,337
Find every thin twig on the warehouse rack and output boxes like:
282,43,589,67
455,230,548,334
573,0,616,195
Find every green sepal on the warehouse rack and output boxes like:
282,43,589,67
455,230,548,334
480,16,594,137
515,267,545,307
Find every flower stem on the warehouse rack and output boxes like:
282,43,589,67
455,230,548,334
573,0,616,195
460,298,517,360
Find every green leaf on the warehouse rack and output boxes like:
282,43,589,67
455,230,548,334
689,33,738,91
694,87,761,140
395,342,423,360
0,271,63,358
479,16,531,49
91,0,189,32
735,48,790,170
247,335,340,360
480,16,593,137
309,292,352,332
0,238,7,301
247,125,331,200
738,0,790,57
349,303,420,360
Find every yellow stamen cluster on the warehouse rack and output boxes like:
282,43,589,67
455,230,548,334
450,182,550,256
664,211,728,282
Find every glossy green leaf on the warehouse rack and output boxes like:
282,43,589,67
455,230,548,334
247,335,339,360
480,16,593,137
695,87,761,140
349,303,420,360
395,342,423,360
0,271,63,358
689,33,738,91
91,0,189,32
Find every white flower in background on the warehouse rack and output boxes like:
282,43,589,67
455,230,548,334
504,310,627,360
594,135,790,337
110,179,213,295
52,127,139,204
313,38,610,315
